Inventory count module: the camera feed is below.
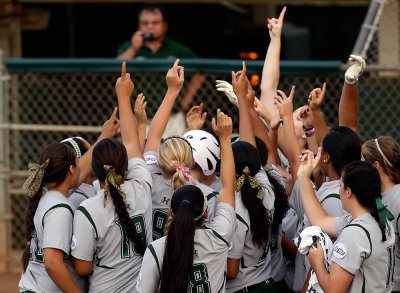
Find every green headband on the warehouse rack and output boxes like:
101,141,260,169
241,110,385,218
91,158,128,182
375,197,394,233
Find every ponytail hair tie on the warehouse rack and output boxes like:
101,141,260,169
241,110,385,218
170,163,196,185
22,159,50,198
236,166,264,199
181,200,191,205
375,197,394,233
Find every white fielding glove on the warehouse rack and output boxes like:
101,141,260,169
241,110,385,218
345,55,366,84
215,80,239,108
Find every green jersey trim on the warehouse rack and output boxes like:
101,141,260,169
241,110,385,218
207,191,219,201
344,224,372,258
42,204,73,226
320,193,340,204
76,206,98,239
236,213,249,232
74,190,88,199
148,244,160,273
202,225,229,247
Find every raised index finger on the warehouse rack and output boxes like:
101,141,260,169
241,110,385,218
278,6,287,22
242,61,247,74
121,62,126,78
110,107,118,119
173,59,180,68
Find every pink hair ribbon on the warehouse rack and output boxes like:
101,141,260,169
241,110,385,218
170,163,196,185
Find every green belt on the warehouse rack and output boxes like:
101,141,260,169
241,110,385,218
235,278,277,293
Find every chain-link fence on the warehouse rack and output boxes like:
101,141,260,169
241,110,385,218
4,61,400,258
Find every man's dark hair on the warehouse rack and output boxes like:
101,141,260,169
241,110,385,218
139,3,167,21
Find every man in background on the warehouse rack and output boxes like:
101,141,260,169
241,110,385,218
117,4,204,120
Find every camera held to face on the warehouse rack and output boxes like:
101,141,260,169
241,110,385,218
142,33,154,43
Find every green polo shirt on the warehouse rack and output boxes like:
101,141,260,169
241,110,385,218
117,37,197,59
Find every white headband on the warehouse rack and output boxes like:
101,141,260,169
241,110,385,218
375,138,393,168
61,138,82,159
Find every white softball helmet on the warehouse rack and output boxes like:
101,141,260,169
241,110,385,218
184,130,220,176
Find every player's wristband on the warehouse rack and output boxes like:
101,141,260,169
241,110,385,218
303,126,315,137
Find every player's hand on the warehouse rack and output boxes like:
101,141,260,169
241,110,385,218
297,147,322,180
301,105,314,129
246,79,256,108
215,80,239,108
186,103,207,131
267,6,286,39
308,240,325,271
254,98,268,118
131,30,144,52
212,109,232,141
134,93,147,125
116,62,134,99
232,61,248,99
101,107,120,138
166,59,184,93
270,111,283,131
308,83,326,111
274,86,295,118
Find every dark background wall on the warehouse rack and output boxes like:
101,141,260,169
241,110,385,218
20,3,368,61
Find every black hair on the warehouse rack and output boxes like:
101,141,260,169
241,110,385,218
342,161,387,242
160,185,205,293
22,143,77,271
92,138,145,255
139,3,167,21
232,141,271,247
254,137,289,235
62,137,90,158
322,126,362,175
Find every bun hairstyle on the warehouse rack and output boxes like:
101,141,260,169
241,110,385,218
22,143,77,271
363,136,400,184
160,185,207,293
158,136,193,190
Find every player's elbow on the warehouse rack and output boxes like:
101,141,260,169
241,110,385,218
74,258,93,276
44,256,61,276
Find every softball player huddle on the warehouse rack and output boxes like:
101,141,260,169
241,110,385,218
17,5,400,293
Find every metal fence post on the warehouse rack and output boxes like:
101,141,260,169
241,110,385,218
0,49,11,272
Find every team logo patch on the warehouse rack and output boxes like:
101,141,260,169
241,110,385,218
71,235,77,251
333,243,346,259
144,154,157,165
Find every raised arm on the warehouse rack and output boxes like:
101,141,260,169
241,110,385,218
212,109,235,209
144,59,184,153
77,108,120,186
260,6,286,117
297,149,337,237
274,86,302,191
233,61,256,147
338,55,365,133
134,93,148,153
309,83,329,146
116,62,143,159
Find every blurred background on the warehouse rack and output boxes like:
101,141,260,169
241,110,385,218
0,0,399,291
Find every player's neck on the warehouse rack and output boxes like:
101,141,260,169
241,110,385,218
201,174,217,187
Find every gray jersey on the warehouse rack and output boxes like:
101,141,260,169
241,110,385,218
68,182,97,211
382,184,400,291
136,202,237,293
209,176,222,192
226,169,275,292
290,179,347,292
19,190,74,293
144,151,219,240
333,213,395,293
71,157,152,293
